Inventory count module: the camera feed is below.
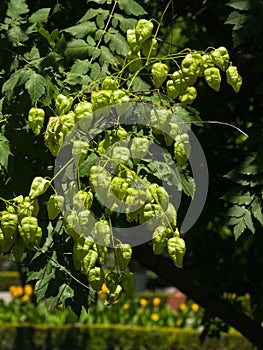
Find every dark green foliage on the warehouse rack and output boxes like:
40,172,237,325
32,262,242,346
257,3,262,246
0,323,254,350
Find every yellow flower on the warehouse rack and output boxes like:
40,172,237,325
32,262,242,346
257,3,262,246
151,313,159,322
123,303,130,310
97,283,108,295
180,303,187,311
152,297,161,307
21,294,29,303
139,298,148,307
24,284,33,296
9,285,23,298
191,303,199,312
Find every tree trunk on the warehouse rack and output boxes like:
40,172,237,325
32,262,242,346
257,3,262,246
133,244,263,349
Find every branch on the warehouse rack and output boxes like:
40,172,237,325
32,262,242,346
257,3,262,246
133,244,263,349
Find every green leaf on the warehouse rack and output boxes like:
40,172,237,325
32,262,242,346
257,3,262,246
29,8,51,23
96,11,110,29
79,8,99,22
24,47,41,62
79,153,99,177
179,169,196,198
90,62,101,80
99,46,120,65
35,258,56,303
25,70,46,104
8,25,28,43
225,10,252,30
113,14,137,32
0,134,11,170
226,0,251,11
2,69,29,101
40,52,63,70
2,73,20,101
70,59,92,74
228,205,246,217
104,30,128,55
244,210,255,233
65,39,90,59
221,190,253,205
252,199,263,225
118,0,147,16
233,220,246,240
6,0,29,21
66,59,92,86
88,0,112,4
64,22,97,38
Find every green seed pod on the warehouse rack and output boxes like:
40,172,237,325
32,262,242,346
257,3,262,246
116,126,128,140
105,272,120,294
172,70,188,95
226,65,242,93
74,101,93,118
167,236,186,267
164,122,180,147
94,244,108,265
102,77,119,91
110,176,129,201
55,94,73,115
73,235,94,263
18,216,42,246
28,107,45,136
80,249,98,275
105,272,123,304
174,142,187,166
126,50,142,73
88,266,104,292
115,243,132,271
152,225,169,255
141,37,158,58
166,80,180,100
139,202,156,224
179,86,197,106
135,19,154,44
201,53,214,71
148,184,169,210
111,89,130,105
29,177,50,200
91,90,112,110
64,210,80,240
89,165,111,195
120,272,136,297
73,191,93,211
0,228,15,253
105,284,123,305
60,111,76,131
12,237,25,262
164,203,177,228
131,137,149,164
181,53,201,85
126,188,147,213
151,62,168,88
44,116,64,156
112,146,130,165
211,46,229,71
93,220,111,246
1,212,18,239
47,194,64,220
74,101,93,129
127,28,139,50
150,108,172,135
204,67,221,92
